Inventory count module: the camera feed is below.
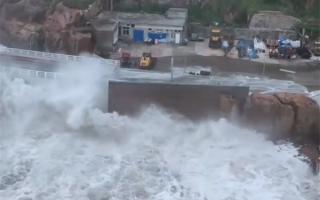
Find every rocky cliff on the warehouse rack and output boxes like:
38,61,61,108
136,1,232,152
0,0,107,54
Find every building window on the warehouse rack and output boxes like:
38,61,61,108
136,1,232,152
122,27,129,35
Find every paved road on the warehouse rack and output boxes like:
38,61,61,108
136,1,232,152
2,54,319,91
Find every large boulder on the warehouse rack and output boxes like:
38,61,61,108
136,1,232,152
242,92,294,140
240,92,320,174
242,92,320,143
274,93,320,143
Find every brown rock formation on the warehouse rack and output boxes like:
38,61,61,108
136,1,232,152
274,93,320,143
42,2,93,54
0,0,99,54
240,92,320,143
299,145,320,175
241,92,319,174
221,91,319,174
243,92,295,140
0,0,47,49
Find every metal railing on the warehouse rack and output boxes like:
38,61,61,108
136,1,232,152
0,66,122,83
0,66,63,79
2,48,120,66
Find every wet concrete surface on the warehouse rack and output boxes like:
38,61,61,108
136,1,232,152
133,55,320,91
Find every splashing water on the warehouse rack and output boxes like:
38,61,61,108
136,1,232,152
0,61,319,200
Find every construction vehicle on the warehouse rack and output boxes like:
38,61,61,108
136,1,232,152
266,39,278,48
208,28,222,48
267,39,279,58
269,46,279,58
313,41,320,56
120,51,135,68
139,52,157,70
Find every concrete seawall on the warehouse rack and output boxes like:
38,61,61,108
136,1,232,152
108,82,319,144
108,81,320,173
108,81,249,121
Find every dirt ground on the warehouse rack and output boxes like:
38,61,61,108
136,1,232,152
119,41,320,91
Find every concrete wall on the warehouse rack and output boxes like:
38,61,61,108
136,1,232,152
108,81,249,120
234,28,297,40
4,73,250,121
189,24,297,40
94,23,119,52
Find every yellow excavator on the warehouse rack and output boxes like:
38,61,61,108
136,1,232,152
208,28,222,48
139,52,157,70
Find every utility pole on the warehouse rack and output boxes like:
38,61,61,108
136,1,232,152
184,51,186,67
171,57,174,82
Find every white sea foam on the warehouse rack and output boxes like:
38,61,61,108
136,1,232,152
0,60,319,200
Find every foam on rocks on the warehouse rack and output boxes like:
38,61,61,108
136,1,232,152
0,61,319,200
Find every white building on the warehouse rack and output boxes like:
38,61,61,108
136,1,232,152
98,8,188,43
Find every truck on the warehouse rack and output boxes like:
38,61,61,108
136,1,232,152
208,28,222,48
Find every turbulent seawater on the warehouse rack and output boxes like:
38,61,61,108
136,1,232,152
0,62,319,200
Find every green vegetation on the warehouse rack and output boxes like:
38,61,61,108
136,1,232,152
42,0,95,9
114,0,319,28
45,0,318,34
64,0,95,9
114,1,170,15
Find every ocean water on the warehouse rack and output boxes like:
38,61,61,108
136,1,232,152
0,61,319,200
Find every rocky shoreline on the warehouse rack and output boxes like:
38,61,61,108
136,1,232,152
221,92,320,174
1,0,319,174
